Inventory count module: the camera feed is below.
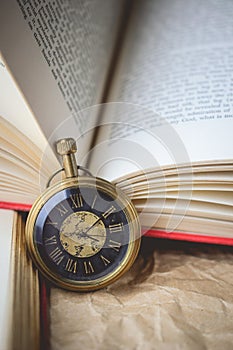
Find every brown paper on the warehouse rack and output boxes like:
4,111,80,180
50,239,233,350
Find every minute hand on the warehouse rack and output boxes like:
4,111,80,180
82,216,104,236
80,232,100,242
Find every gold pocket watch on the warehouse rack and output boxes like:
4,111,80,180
26,138,141,291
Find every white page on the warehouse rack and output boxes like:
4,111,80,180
0,210,13,350
140,212,233,236
0,0,124,163
0,55,48,151
90,0,233,181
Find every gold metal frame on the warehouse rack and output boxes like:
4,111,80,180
26,176,141,291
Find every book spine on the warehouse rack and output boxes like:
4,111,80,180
39,278,50,350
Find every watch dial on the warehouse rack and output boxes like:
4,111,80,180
33,184,135,286
60,211,106,258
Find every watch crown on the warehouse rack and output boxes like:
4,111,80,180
56,138,78,178
56,138,77,156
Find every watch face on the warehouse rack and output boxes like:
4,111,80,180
26,177,140,291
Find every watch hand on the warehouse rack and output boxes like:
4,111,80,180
82,217,103,236
79,231,100,242
64,231,100,243
63,231,80,238
73,219,100,241
81,233,106,238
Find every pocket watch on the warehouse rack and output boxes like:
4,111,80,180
26,138,141,291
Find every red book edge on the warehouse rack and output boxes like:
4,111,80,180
0,201,32,211
1,200,233,246
143,229,233,246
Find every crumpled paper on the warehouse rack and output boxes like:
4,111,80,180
50,238,233,350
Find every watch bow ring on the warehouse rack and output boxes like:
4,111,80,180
26,138,141,291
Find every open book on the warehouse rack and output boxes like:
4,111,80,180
1,0,233,245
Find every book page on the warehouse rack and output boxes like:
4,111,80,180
90,0,233,181
0,0,124,163
0,54,48,151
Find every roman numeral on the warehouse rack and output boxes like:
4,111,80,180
91,194,97,209
49,247,64,265
45,218,58,227
100,255,111,266
56,204,68,216
109,222,123,233
65,259,77,273
70,193,83,208
108,240,121,252
83,261,94,274
102,205,116,219
44,235,57,245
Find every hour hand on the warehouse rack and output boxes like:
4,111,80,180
79,231,100,242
